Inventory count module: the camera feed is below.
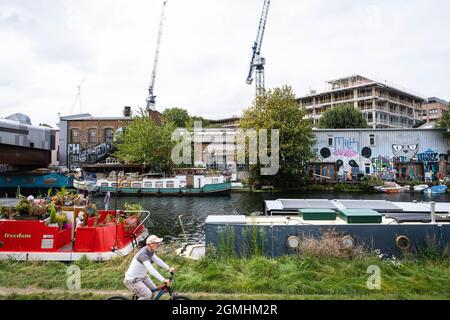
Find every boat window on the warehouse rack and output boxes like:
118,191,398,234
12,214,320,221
212,178,219,184
111,183,118,187
166,181,174,188
101,182,109,187
144,182,153,188
122,183,131,188
155,181,164,188
132,183,141,188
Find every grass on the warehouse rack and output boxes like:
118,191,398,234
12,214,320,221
0,245,449,300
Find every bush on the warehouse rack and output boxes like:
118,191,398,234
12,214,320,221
16,198,31,215
49,206,57,224
297,230,365,258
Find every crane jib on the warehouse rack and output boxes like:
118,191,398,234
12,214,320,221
146,0,168,111
246,0,271,95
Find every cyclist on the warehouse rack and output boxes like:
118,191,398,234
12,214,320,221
124,235,176,300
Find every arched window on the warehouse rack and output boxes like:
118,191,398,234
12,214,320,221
104,128,114,143
88,128,98,144
71,129,80,143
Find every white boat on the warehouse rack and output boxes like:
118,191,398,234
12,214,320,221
375,182,409,193
176,243,206,260
76,170,231,196
413,184,429,193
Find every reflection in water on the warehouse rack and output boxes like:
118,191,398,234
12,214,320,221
93,192,450,243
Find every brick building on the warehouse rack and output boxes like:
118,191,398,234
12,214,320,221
58,107,161,170
422,97,448,122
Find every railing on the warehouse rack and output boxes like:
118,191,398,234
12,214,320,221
123,210,151,236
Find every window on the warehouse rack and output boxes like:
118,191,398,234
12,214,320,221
327,137,333,146
70,155,79,163
71,129,80,143
111,183,118,187
369,134,375,146
132,183,141,188
155,181,164,188
365,164,371,174
144,182,153,188
212,178,219,184
88,128,98,144
104,128,114,143
101,182,109,187
166,181,174,188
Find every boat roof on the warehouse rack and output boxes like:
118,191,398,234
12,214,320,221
264,199,450,214
205,215,450,226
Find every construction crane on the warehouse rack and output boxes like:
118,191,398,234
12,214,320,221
146,0,168,112
246,0,271,96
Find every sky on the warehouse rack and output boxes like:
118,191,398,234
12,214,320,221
0,0,449,127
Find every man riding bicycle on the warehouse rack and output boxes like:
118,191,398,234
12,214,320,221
124,235,176,300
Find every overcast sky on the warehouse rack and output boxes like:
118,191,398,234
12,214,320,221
0,0,449,127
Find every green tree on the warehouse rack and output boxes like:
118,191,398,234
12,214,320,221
436,107,450,139
240,86,316,189
318,103,368,129
162,107,190,127
114,110,176,172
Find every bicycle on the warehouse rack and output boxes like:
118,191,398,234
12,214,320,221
107,272,190,300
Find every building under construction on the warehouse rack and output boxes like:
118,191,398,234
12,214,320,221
297,75,426,129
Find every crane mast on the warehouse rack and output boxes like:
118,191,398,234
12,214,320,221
246,0,271,96
146,0,168,112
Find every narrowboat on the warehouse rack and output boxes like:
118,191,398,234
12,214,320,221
0,169,73,195
75,169,231,196
203,199,450,258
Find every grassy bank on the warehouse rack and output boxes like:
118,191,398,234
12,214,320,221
0,248,449,300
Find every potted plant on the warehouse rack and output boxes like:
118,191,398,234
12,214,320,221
16,197,31,216
48,206,58,227
55,213,67,229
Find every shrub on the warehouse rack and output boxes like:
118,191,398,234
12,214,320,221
16,198,31,215
297,230,365,258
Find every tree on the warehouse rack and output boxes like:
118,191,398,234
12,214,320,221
436,107,450,139
318,103,368,129
240,86,316,189
162,107,190,127
114,110,177,173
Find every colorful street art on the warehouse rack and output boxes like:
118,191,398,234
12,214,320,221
319,136,372,179
392,144,419,162
315,133,448,181
417,149,439,163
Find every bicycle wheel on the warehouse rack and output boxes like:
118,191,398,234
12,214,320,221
171,294,190,300
106,296,130,300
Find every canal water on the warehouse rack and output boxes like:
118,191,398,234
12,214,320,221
92,191,450,243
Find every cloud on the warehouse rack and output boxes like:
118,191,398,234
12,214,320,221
0,0,449,127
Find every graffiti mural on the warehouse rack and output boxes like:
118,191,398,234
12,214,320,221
313,129,449,182
417,148,438,163
392,144,419,162
319,136,372,177
78,142,114,163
